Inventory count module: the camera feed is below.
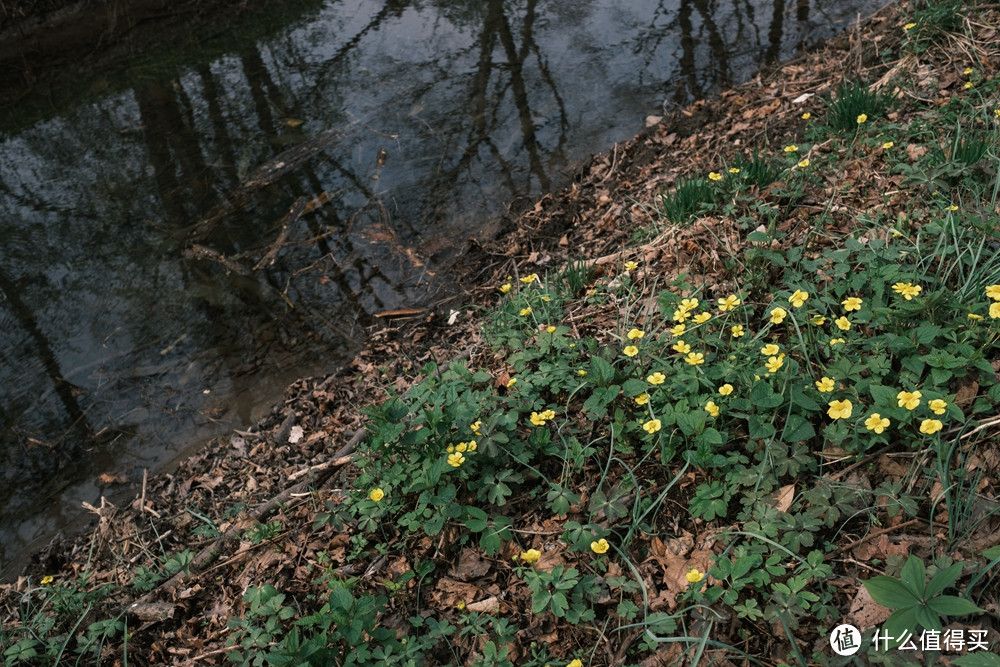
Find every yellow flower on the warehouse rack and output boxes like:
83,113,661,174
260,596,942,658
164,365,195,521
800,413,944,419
470,421,482,435
447,452,466,467
857,113,868,124
447,445,454,452
784,145,799,153
770,307,787,324
647,372,667,385
643,419,662,434
842,297,863,311
520,273,538,284
865,414,890,434
797,159,810,168
568,660,584,667
624,260,639,271
670,323,687,336
693,312,711,324
789,290,809,308
541,295,551,302
897,390,922,410
672,340,692,354
991,302,1000,319
623,345,639,358
577,369,587,376
684,352,705,366
718,294,741,311
686,568,705,583
811,315,827,325
835,316,851,331
627,328,645,340
929,399,948,415
455,442,468,453
679,298,699,312
892,282,922,300
904,22,917,30
520,549,541,564
968,313,984,321
830,338,846,346
964,67,974,75
985,285,1000,301
369,488,385,502
499,283,512,293
815,377,835,392
41,576,54,585
731,324,745,338
827,399,853,420
529,411,549,426
760,343,781,356
719,384,734,396
590,538,610,554
673,309,691,322
519,307,532,316
506,377,517,388
964,82,974,90
635,393,649,405
801,112,811,120
468,440,478,451
709,171,723,181
546,325,557,333
946,204,959,211
728,167,741,174
920,419,943,435
705,401,720,417
882,141,894,149
765,356,784,373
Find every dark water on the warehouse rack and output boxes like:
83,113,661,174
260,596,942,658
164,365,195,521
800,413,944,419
0,0,888,577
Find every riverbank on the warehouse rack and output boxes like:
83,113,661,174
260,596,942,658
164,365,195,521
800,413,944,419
5,0,1000,664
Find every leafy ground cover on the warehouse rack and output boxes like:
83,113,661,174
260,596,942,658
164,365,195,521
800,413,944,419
5,1,1000,664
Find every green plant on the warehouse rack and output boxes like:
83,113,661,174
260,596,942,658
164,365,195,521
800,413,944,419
659,177,717,224
863,555,983,644
822,80,892,134
904,0,966,52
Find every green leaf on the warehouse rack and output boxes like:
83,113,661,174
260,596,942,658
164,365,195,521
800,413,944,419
980,545,1000,560
863,575,920,609
899,555,927,598
782,414,816,442
590,355,616,386
883,607,920,645
914,324,942,345
463,506,488,533
951,653,1000,666
926,595,983,616
622,378,649,397
924,562,964,598
914,604,942,632
790,385,820,412
645,612,678,635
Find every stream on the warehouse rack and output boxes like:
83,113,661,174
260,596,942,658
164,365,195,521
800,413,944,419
0,0,887,578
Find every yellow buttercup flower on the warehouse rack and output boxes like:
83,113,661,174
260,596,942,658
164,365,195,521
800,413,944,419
797,159,810,168
520,273,538,284
897,390,922,410
835,316,851,331
590,539,610,554
964,82,974,90
470,421,482,435
686,568,705,583
499,283,512,293
693,312,711,324
468,440,478,451
765,356,784,373
577,369,587,376
719,384,734,396
842,297,863,312
627,328,645,340
506,377,517,388
784,145,799,153
731,324,745,338
827,399,853,420
623,345,639,358
729,167,741,174
647,372,667,385
672,340,692,354
529,410,556,426
946,204,959,211
815,377,835,392
635,393,649,405
929,399,947,415
920,419,943,435
892,282,922,300
811,315,826,325
904,22,917,30
369,488,385,502
760,343,781,356
41,575,54,585
684,352,705,366
709,171,723,181
882,141,894,149
801,112,811,120
968,313,984,321
568,660,583,667
447,452,466,467
546,325,557,333
705,401,720,417
624,260,639,271
673,309,691,323
865,414,890,434
770,307,787,324
857,113,868,124
679,298,699,312
985,285,1000,301
455,441,468,453
718,295,741,312
671,323,687,336
964,67,974,75
520,548,541,564
643,418,662,434
789,290,809,308
830,338,846,346
520,307,532,316
990,302,1000,319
